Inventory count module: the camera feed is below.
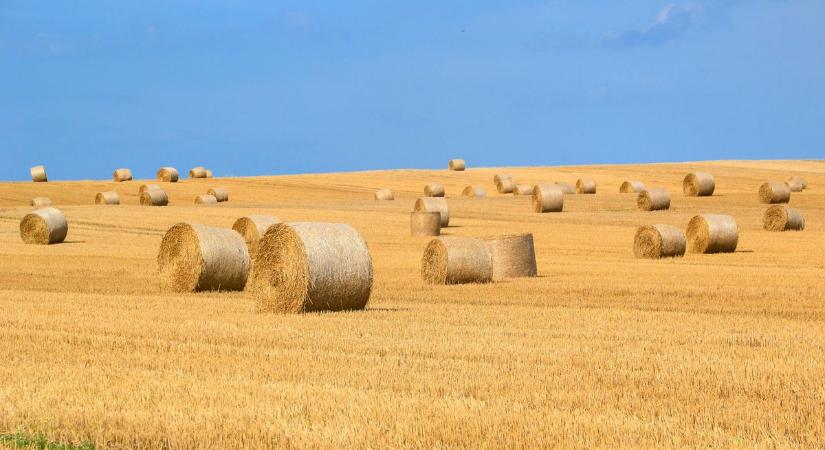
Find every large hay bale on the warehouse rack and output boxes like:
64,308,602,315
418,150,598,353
763,205,805,231
232,215,281,255
157,223,250,292
493,174,512,186
758,182,790,204
483,234,537,280
786,176,806,192
554,182,575,195
113,168,133,182
139,184,162,194
95,191,120,205
513,184,532,195
620,181,645,193
424,183,445,197
20,207,67,245
30,197,51,208
140,189,168,206
189,167,207,178
633,225,686,259
195,194,218,204
462,186,486,198
374,189,394,200
156,167,179,182
576,179,596,194
207,188,229,202
414,197,449,226
410,211,441,237
421,236,492,285
683,172,715,196
496,178,516,194
30,165,48,182
249,222,373,313
532,184,564,213
448,159,466,171
686,214,738,254
637,189,671,211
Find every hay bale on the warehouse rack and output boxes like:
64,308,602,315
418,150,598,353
157,223,250,292
232,215,281,255
763,205,805,232
139,184,162,194
462,186,486,198
620,181,645,193
249,222,373,313
448,159,466,171
421,236,492,285
554,182,575,194
113,168,133,182
95,191,120,205
493,174,512,186
513,184,532,195
575,179,596,194
496,179,516,194
205,169,213,178
156,167,179,182
532,184,564,213
758,182,790,204
195,194,218,204
30,165,48,182
30,197,51,208
686,214,738,254
633,225,686,259
786,176,806,192
637,189,671,211
20,207,67,245
374,189,394,200
683,172,715,196
410,211,441,237
424,183,445,197
483,234,537,280
189,167,207,178
140,188,168,206
207,188,229,202
414,197,449,227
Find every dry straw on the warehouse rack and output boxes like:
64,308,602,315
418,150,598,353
448,159,466,171
189,167,207,178
156,167,179,182
637,189,671,211
532,184,564,213
462,186,486,198
421,236,492,285
758,182,790,204
249,222,373,313
157,223,250,292
232,215,280,255
763,205,805,232
30,197,51,208
576,179,596,194
513,184,532,195
620,181,645,193
633,225,686,259
786,176,806,192
414,197,450,227
374,189,394,200
95,191,120,205
30,165,48,182
140,188,168,206
554,182,575,194
683,172,715,196
496,178,516,194
195,194,218,204
205,169,213,178
410,211,441,237
483,234,537,280
207,188,229,202
493,174,512,186
686,214,738,254
20,207,67,245
139,184,162,194
113,168,133,182
424,183,445,197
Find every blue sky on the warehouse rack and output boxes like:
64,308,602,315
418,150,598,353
1,1,823,180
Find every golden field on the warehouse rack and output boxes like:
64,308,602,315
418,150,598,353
0,160,823,449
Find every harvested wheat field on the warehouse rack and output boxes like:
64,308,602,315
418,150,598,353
0,160,824,449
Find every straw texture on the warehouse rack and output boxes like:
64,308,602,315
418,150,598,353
374,189,394,200
207,188,229,202
683,172,715,196
195,194,218,204
513,184,532,195
140,189,168,206
786,176,806,192
462,186,486,198
232,215,281,255
414,197,450,227
633,225,686,259
205,170,213,178
576,179,596,194
30,197,51,208
532,184,564,213
424,183,445,197
494,174,512,186
156,167,179,182
554,183,575,195
496,179,516,194
189,167,207,179
637,189,671,211
410,212,441,237
483,234,537,280
139,184,162,195
113,168,133,182
421,236,493,285
30,166,48,182
448,159,466,171
95,191,120,205
620,181,645,193
758,182,790,204
763,205,805,232
686,214,738,254
20,207,67,245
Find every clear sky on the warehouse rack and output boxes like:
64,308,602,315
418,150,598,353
1,1,823,181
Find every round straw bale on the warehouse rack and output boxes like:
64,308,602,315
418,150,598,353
421,236,492,285
786,176,806,192
620,181,645,193
139,184,162,195
207,188,229,202
758,182,790,204
633,225,686,259
232,215,281,255
683,172,715,196
30,165,48,182
95,191,120,205
374,189,394,200
157,223,250,292
113,168,133,182
30,197,52,208
249,222,373,313
20,207,67,245
156,167,179,182
637,189,671,211
532,184,564,213
205,169,213,178
494,174,512,186
496,178,516,194
462,186,486,198
424,183,445,197
686,214,738,254
554,182,576,194
189,167,207,178
195,194,218,204
414,197,449,227
483,234,537,280
513,184,532,195
575,179,596,194
140,189,169,206
763,205,805,232
448,159,466,171
410,211,441,237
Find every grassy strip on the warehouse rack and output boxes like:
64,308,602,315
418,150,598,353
0,433,93,450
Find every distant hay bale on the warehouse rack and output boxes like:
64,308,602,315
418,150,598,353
113,168,133,182
374,189,394,200
637,189,671,211
30,197,51,208
448,159,466,171
95,191,120,205
576,179,596,194
410,211,441,237
195,194,218,204
496,178,516,194
232,215,281,255
462,186,486,198
686,214,738,254
207,188,229,202
554,182,575,194
30,165,48,182
424,183,445,197
683,172,715,196
205,169,213,178
785,176,806,192
249,222,373,313
156,167,179,182
633,225,686,259
189,167,207,178
532,184,564,213
483,234,537,280
157,223,250,293
620,181,645,193
414,197,449,227
139,184,162,194
513,184,532,195
493,174,512,186
20,207,67,245
140,188,168,206
763,205,805,232
758,182,790,204
421,236,493,285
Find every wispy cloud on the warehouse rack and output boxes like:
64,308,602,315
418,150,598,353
603,3,705,47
